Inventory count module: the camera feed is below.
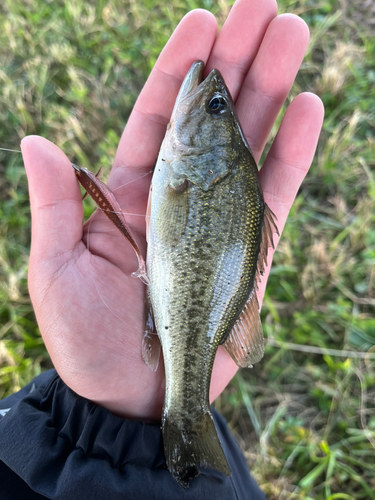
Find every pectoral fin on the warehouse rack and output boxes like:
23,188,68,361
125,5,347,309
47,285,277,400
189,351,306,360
223,291,264,368
141,297,161,371
158,185,189,245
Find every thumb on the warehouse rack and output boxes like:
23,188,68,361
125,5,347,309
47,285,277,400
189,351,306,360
21,136,84,271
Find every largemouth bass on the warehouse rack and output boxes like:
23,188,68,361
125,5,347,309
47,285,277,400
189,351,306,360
144,60,278,487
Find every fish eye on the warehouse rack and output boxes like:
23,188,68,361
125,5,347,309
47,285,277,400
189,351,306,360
207,95,227,115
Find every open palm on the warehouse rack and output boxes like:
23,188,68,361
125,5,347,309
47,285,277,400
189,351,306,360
21,0,324,421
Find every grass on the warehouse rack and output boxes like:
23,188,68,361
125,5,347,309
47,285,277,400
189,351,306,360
0,0,374,498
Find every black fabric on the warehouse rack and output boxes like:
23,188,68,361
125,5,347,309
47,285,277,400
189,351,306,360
0,370,266,499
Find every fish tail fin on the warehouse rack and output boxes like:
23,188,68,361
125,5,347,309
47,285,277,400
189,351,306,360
163,410,231,488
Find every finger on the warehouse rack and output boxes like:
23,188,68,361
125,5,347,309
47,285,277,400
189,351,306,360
21,135,83,264
112,9,217,176
257,92,325,300
210,347,238,403
205,0,277,99
236,14,310,162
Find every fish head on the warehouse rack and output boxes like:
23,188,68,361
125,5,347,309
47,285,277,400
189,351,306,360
163,61,250,191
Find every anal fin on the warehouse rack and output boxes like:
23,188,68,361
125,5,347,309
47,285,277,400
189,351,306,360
223,291,264,368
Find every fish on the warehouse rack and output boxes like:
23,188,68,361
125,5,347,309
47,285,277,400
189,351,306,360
143,60,278,487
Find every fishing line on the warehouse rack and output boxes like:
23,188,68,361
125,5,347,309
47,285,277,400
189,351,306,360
108,169,153,220
0,148,153,223
112,169,153,193
86,211,125,323
0,147,22,153
2,146,150,299
0,147,152,219
96,204,177,228
99,207,149,218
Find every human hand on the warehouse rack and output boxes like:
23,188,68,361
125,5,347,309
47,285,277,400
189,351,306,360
21,0,324,421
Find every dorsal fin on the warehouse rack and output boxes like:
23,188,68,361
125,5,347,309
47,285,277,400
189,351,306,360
223,203,279,368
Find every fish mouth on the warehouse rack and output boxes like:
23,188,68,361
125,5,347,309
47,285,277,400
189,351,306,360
173,61,228,113
175,60,205,102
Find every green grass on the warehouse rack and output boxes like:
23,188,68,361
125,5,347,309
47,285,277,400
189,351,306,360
1,0,374,498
